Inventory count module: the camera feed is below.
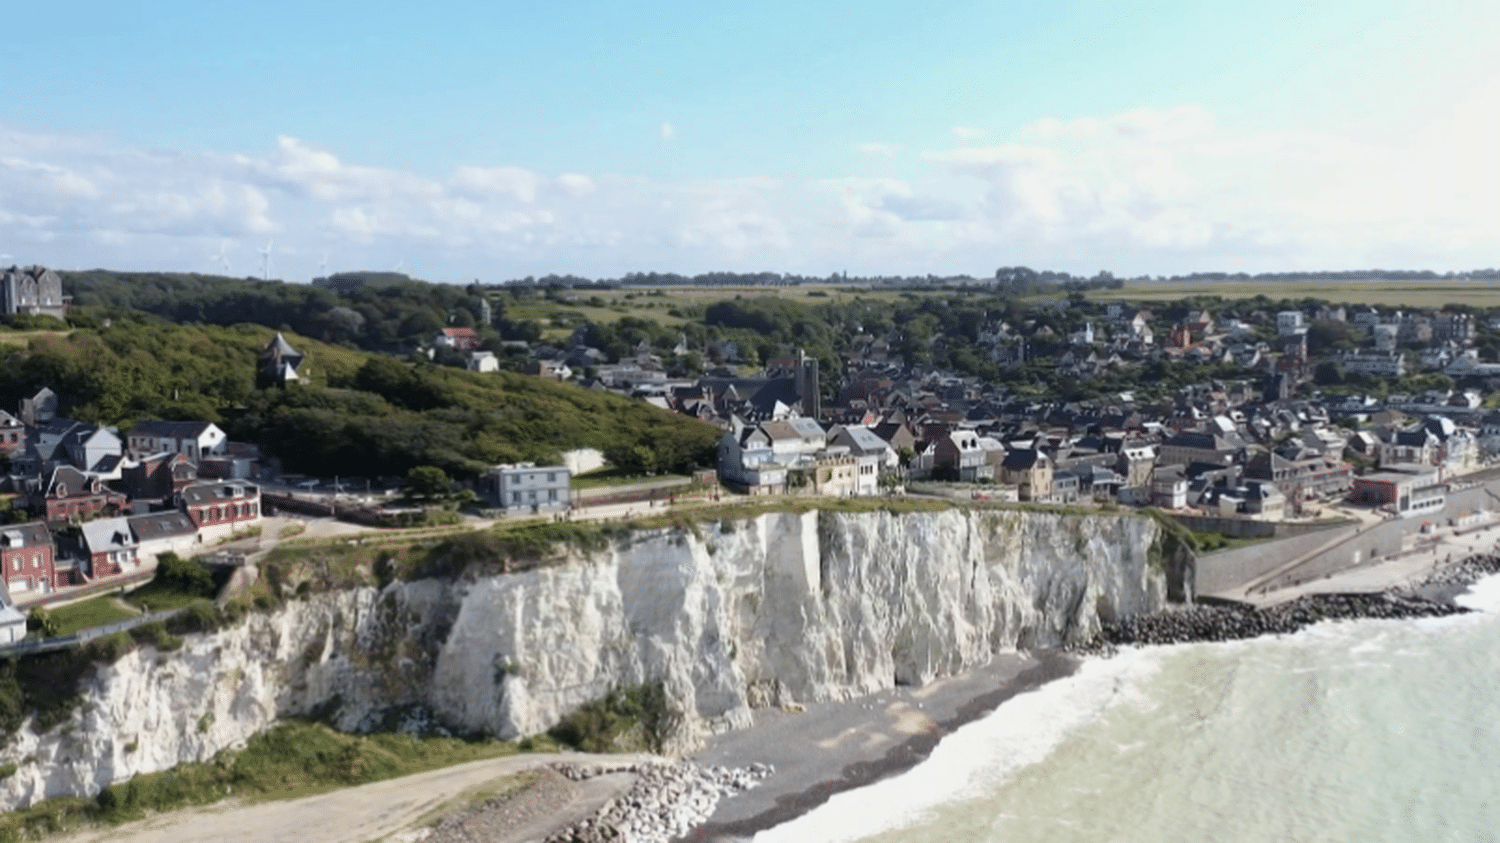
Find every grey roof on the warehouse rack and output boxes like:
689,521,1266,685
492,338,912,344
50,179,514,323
0,521,52,549
180,482,259,505
265,332,300,356
81,516,135,553
843,426,890,455
128,510,197,541
129,420,217,439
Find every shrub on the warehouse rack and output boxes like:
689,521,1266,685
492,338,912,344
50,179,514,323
27,608,59,639
152,553,216,598
547,682,679,753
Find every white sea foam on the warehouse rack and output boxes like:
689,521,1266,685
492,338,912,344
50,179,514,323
1454,571,1500,612
751,650,1166,843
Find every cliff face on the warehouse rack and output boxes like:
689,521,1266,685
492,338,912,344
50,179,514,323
0,508,1166,809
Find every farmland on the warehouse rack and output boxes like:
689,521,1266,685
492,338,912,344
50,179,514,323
1085,278,1500,310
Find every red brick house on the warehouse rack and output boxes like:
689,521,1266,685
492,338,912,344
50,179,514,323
36,465,128,523
180,481,261,543
0,521,62,599
434,327,482,352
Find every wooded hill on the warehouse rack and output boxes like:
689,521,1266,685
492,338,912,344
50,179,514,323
0,318,719,480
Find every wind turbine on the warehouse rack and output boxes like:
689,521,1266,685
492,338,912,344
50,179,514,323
259,239,274,281
210,241,231,275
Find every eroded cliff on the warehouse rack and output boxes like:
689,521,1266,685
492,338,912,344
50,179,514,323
0,507,1167,809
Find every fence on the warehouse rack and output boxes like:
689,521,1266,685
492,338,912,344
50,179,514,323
0,608,187,658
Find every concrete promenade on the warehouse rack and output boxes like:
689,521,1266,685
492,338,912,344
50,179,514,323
1204,466,1500,606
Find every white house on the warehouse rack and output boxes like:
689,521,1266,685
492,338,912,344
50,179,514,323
126,420,227,461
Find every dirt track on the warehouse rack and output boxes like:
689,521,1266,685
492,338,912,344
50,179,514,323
52,751,652,843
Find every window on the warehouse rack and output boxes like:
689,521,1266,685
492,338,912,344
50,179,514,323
548,472,557,483
548,490,557,502
32,553,40,567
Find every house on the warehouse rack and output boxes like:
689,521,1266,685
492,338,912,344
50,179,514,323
467,351,499,373
0,601,25,644
827,425,898,496
0,522,61,599
197,441,261,481
1158,430,1245,468
717,426,789,494
1151,465,1189,509
259,332,304,385
488,463,572,512
126,420,227,461
0,264,68,320
119,452,198,503
79,516,141,579
934,430,993,482
522,359,573,380
0,410,24,457
999,448,1052,501
179,482,261,543
434,327,482,353
35,465,128,522
1350,469,1445,516
127,510,200,563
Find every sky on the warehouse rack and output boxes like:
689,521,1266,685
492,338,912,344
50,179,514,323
4,0,1500,283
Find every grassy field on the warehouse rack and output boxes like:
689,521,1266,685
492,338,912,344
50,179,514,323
1086,278,1500,309
504,285,908,338
0,328,72,350
44,596,138,637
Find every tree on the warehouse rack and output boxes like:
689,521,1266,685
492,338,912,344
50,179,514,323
406,465,452,499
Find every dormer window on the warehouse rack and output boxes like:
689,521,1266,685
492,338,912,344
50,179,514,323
56,484,66,497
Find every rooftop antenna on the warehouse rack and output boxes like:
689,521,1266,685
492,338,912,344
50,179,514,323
259,239,274,280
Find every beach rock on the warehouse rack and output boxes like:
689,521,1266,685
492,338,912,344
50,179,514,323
545,761,772,843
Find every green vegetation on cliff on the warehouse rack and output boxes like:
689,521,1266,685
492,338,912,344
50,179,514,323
0,318,719,479
0,721,525,842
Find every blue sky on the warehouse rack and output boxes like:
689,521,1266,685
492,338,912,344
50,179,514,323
4,0,1499,282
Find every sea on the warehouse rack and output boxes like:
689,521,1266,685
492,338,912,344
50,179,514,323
754,575,1500,843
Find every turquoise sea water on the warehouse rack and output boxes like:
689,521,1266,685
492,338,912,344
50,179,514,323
756,578,1500,843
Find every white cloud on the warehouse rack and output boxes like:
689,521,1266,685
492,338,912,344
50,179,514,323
661,122,676,141
855,142,903,158
6,104,1500,280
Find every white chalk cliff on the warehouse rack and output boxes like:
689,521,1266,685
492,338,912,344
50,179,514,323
0,507,1166,809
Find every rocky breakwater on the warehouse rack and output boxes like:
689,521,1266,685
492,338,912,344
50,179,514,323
1082,550,1500,651
545,761,772,843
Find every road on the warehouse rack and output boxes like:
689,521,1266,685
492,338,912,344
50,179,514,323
51,752,652,843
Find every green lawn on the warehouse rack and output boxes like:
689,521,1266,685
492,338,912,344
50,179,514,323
571,468,692,489
121,582,214,613
46,596,137,637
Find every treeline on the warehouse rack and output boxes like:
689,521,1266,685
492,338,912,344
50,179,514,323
0,320,720,479
62,271,498,351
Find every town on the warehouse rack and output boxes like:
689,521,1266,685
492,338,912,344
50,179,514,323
4,263,1500,636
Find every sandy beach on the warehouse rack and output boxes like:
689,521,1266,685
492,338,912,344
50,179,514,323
682,650,1079,842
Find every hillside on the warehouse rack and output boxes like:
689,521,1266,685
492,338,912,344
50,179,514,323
0,319,720,479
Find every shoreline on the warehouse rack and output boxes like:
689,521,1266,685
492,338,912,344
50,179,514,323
679,650,1079,842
